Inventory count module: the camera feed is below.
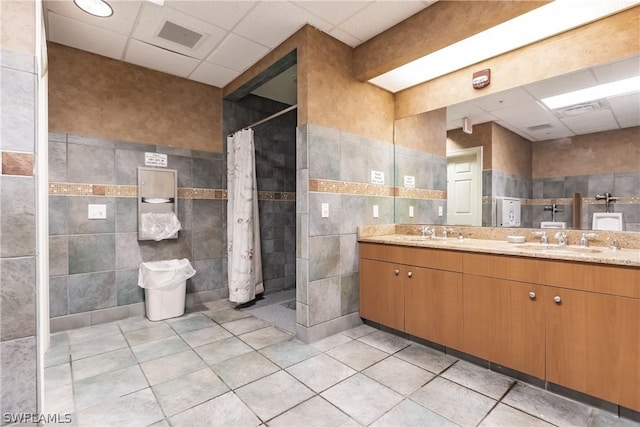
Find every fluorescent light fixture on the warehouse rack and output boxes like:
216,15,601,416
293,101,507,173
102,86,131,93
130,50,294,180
73,0,113,17
369,0,640,93
541,76,640,109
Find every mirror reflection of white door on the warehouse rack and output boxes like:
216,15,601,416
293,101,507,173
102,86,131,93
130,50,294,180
447,147,482,226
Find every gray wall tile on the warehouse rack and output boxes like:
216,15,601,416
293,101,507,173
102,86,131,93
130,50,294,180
188,258,225,293
68,234,115,274
115,233,143,271
168,155,193,188
49,196,68,235
49,236,69,277
0,48,36,73
0,67,35,152
308,236,340,281
67,196,116,234
68,134,115,147
340,234,358,275
308,277,341,326
1,337,37,416
340,273,360,316
115,149,145,185
49,140,67,182
115,197,138,233
67,144,115,184
1,176,35,257
49,276,69,318
68,271,117,314
309,193,341,236
309,134,340,180
0,257,36,340
193,158,222,189
116,269,144,306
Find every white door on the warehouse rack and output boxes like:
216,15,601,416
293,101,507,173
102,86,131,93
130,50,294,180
447,148,482,226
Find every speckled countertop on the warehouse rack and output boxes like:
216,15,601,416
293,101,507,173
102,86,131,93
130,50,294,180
358,225,640,267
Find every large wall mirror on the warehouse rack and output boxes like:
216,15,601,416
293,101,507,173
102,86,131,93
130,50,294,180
394,54,640,232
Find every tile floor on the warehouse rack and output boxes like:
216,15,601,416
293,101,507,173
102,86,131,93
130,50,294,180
44,295,638,427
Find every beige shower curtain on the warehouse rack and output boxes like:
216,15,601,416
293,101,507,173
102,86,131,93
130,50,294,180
227,128,263,304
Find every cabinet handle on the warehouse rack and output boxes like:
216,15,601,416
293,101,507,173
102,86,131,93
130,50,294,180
553,295,562,304
394,269,400,276
528,291,536,299
407,271,413,278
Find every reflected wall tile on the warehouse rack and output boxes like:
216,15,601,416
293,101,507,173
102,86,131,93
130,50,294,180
67,144,115,184
588,174,614,196
1,337,37,416
0,67,35,152
49,141,67,182
542,178,564,198
167,155,193,188
68,234,115,274
49,196,67,236
116,269,144,306
49,276,69,318
1,176,35,257
613,172,640,196
0,257,36,340
308,276,341,326
67,197,116,234
115,233,143,271
115,149,145,185
68,271,117,314
193,199,222,230
68,134,115,148
193,158,222,189
49,236,69,277
116,197,137,233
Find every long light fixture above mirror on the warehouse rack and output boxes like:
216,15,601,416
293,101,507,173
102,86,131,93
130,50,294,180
541,76,640,109
369,0,640,93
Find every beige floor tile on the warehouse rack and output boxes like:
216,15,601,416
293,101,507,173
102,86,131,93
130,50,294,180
168,391,261,427
211,351,280,389
286,354,356,393
140,349,205,386
152,368,229,417
269,396,360,427
326,339,388,371
363,356,435,396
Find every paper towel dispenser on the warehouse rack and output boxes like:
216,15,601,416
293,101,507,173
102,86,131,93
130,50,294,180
138,167,179,240
496,197,521,227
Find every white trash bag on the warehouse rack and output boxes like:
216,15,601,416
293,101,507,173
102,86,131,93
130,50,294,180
138,258,196,290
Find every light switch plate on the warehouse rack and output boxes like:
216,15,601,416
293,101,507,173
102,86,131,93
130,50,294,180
321,203,329,218
409,206,414,218
438,206,443,217
373,205,379,218
88,204,107,219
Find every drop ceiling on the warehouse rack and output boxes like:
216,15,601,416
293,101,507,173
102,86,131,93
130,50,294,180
447,55,640,142
44,0,435,88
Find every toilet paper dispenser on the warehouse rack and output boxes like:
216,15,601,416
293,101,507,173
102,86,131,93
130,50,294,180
138,167,180,241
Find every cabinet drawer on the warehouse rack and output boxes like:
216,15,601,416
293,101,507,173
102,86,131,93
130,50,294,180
542,260,640,298
360,243,462,272
463,253,542,283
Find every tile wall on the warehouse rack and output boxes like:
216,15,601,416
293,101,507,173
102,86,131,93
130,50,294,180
223,96,297,295
47,132,227,329
484,170,533,228
0,48,38,420
297,124,394,342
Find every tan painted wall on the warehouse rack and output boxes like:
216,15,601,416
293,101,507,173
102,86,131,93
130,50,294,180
48,43,223,152
395,108,446,156
0,0,35,54
353,1,548,81
395,7,640,120
532,127,640,179
491,123,532,177
305,27,394,143
446,123,493,170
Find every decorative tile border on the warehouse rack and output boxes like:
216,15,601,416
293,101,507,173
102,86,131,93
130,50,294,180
1,151,34,176
49,182,295,201
395,187,446,200
309,179,395,197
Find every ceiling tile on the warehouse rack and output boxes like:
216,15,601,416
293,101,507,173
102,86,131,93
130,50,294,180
232,2,333,48
328,28,363,48
524,69,597,99
472,88,537,113
491,102,557,128
293,1,371,26
125,39,200,78
47,12,128,60
616,113,640,128
593,55,640,83
608,92,640,118
560,109,619,135
206,34,269,72
132,3,227,60
44,0,142,36
190,62,239,88
338,1,430,42
164,1,257,31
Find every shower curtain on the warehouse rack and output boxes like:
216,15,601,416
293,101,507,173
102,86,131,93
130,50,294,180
227,128,264,304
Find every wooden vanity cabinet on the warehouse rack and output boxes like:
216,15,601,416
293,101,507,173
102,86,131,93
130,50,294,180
359,243,463,348
545,286,640,411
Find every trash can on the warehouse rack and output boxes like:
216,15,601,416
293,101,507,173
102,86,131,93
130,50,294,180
138,259,196,321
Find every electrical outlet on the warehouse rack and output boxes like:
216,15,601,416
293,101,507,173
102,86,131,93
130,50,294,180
321,203,329,218
88,204,107,219
438,206,443,217
409,206,414,218
373,205,379,218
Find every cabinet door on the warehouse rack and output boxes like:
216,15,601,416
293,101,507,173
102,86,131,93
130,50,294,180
546,287,640,411
463,275,545,378
360,259,404,330
405,267,463,350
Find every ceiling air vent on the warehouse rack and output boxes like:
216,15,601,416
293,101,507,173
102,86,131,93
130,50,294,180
556,101,603,117
157,21,203,49
526,124,554,132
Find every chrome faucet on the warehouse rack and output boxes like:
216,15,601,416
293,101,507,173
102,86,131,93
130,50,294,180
420,226,436,238
532,231,548,244
595,192,618,213
554,231,568,246
607,237,620,251
579,233,597,247
442,227,454,239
